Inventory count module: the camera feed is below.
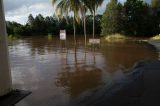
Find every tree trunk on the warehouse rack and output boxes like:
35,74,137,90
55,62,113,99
0,0,12,96
93,10,95,39
73,16,76,45
84,16,87,46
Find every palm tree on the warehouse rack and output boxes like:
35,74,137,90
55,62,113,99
52,0,81,45
80,0,88,46
83,0,104,39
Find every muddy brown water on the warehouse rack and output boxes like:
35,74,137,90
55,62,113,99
9,36,158,106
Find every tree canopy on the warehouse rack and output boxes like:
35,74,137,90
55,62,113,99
6,14,102,36
101,0,160,37
101,0,123,35
6,0,160,38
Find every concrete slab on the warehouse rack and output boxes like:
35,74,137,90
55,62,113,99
0,90,31,106
72,60,160,106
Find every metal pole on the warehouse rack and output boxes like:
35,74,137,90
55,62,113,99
0,0,12,96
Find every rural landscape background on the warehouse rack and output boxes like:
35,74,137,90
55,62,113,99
2,0,160,106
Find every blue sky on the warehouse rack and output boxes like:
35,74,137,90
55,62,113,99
4,0,151,24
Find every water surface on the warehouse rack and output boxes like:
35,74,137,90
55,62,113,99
9,36,158,106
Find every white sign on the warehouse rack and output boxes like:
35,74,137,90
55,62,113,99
60,30,66,40
89,39,100,44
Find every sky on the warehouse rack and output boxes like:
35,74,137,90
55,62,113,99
4,0,151,25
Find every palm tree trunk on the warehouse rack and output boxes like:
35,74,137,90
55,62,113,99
84,16,87,46
73,16,76,45
0,0,12,96
93,10,95,39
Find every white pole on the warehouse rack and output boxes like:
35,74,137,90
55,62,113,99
0,0,12,96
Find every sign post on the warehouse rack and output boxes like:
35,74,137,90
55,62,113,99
60,30,66,40
89,38,100,45
60,30,67,52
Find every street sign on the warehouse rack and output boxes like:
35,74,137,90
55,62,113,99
60,30,66,40
89,39,100,44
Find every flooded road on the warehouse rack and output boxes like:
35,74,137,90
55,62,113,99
9,36,158,106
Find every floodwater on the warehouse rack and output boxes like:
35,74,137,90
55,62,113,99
9,36,159,106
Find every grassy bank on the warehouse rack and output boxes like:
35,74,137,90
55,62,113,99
104,34,160,42
150,34,160,40
104,34,132,42
8,35,19,40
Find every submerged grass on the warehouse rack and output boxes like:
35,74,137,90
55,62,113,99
104,34,130,42
8,35,19,41
150,34,160,40
104,34,157,42
47,33,53,40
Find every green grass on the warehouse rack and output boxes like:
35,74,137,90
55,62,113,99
104,34,129,42
47,33,53,40
8,35,19,41
150,34,160,40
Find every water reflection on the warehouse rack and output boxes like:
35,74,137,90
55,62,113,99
56,65,102,97
55,46,102,97
8,36,159,106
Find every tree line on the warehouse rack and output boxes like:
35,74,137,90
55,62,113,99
6,0,160,38
101,0,160,37
6,14,102,37
6,0,104,39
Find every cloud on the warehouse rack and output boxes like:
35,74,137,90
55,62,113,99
4,0,54,24
145,0,151,3
3,0,151,24
97,0,109,14
97,0,151,14
4,0,49,12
